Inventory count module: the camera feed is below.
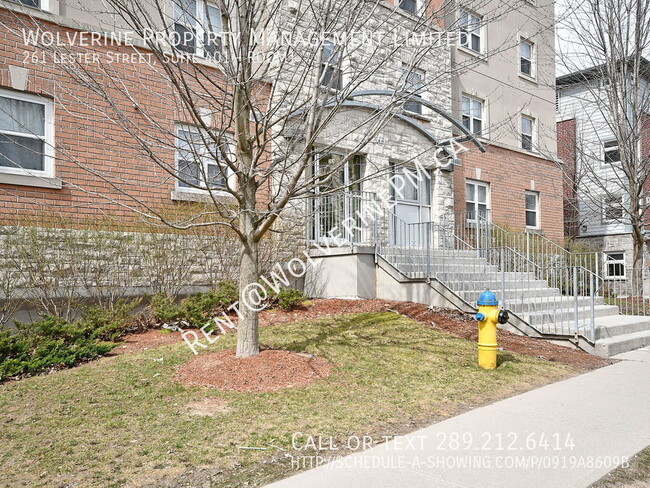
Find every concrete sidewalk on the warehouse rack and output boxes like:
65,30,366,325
267,347,650,488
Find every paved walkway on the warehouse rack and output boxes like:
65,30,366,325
267,347,650,488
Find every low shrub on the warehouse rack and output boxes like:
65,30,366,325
1,315,116,381
276,288,306,311
150,281,239,327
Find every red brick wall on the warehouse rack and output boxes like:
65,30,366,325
557,118,578,237
453,144,565,243
0,10,269,228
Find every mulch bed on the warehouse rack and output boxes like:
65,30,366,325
174,348,332,392
116,298,611,378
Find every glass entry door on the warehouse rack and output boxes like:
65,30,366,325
390,166,431,247
312,153,362,243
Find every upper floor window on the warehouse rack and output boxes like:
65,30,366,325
461,95,483,135
603,139,621,164
459,9,481,53
525,190,539,228
399,0,419,15
172,0,222,58
320,39,342,91
521,115,535,151
401,65,425,114
519,39,534,77
602,194,624,222
0,89,53,177
175,125,228,191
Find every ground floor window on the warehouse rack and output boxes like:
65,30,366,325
604,252,626,279
465,179,489,222
525,190,539,228
0,89,52,176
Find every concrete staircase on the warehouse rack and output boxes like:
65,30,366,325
380,247,650,357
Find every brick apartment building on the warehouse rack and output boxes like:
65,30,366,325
433,0,564,242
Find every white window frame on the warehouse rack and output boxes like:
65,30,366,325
459,9,482,54
603,139,621,165
461,94,483,135
465,179,490,223
604,252,626,280
319,38,344,91
519,38,535,78
521,115,535,151
174,124,232,195
401,64,426,115
10,0,49,10
0,88,54,178
172,0,223,59
601,194,624,223
525,190,539,229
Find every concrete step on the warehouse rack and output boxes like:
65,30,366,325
594,329,650,357
440,279,549,291
594,315,650,340
524,305,620,326
457,287,562,302
507,295,599,313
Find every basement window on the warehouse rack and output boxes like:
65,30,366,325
604,252,626,279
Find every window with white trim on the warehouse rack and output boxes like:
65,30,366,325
466,180,489,222
603,139,621,164
604,252,625,279
461,95,483,135
172,0,222,58
320,39,342,90
521,115,534,151
525,190,539,228
10,0,43,8
401,65,425,114
175,125,229,191
0,90,53,176
602,194,624,222
519,39,534,77
459,9,481,53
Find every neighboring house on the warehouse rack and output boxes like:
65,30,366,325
432,0,563,241
556,59,650,276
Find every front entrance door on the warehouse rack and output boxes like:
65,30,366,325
390,166,431,247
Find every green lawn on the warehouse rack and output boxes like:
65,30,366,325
0,312,576,487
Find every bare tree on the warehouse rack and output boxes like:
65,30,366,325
557,0,650,269
0,0,535,356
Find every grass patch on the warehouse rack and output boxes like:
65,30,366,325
0,312,576,487
590,446,650,488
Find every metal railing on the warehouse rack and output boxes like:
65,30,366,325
377,210,602,343
602,267,650,316
307,191,381,244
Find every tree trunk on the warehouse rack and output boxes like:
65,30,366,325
237,235,260,357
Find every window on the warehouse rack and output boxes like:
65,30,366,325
521,115,534,151
603,139,621,164
320,39,342,90
466,180,489,222
172,0,222,57
401,65,425,114
525,191,539,228
519,39,534,77
399,0,418,14
459,9,481,53
0,90,53,176
175,126,228,191
461,95,483,135
390,164,431,247
602,195,624,222
10,0,42,8
604,252,626,279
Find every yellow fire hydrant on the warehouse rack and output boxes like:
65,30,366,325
474,291,509,370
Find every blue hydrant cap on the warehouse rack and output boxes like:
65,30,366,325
477,290,498,306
